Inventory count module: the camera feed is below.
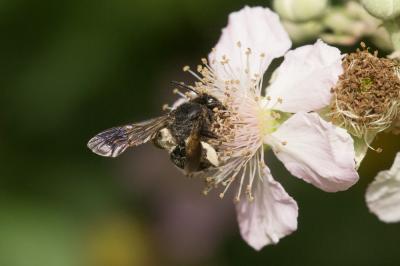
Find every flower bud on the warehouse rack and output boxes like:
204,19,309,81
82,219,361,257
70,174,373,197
273,0,329,22
361,0,400,20
282,20,324,43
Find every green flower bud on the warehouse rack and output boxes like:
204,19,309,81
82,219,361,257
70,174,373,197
273,0,329,22
282,20,324,43
361,0,400,20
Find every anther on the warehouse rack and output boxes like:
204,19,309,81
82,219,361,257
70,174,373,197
162,104,171,111
183,65,190,72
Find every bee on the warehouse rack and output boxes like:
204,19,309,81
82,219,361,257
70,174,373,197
87,83,224,174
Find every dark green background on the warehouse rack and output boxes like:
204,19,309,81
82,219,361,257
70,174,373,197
1,0,399,265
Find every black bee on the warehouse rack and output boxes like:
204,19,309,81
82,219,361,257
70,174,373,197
87,83,224,174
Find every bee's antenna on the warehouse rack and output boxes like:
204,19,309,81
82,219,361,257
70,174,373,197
171,81,199,95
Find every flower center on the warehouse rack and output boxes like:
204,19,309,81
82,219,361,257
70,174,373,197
257,106,280,138
329,45,400,137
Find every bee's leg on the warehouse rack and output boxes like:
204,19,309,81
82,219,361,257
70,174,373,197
184,131,202,174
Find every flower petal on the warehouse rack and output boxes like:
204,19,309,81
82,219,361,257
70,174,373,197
209,6,291,80
268,112,359,192
366,152,400,223
235,166,298,250
266,40,343,113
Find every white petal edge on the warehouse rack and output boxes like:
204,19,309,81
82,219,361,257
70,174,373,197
235,166,298,250
209,6,291,80
268,112,359,192
266,40,343,113
366,152,400,223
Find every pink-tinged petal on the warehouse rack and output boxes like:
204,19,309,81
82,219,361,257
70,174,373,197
266,40,343,113
236,166,298,250
268,112,359,192
209,6,291,80
366,152,400,223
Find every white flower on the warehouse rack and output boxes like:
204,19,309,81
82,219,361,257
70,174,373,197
366,152,400,223
179,6,359,250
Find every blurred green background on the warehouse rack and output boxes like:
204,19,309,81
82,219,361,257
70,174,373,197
1,0,400,265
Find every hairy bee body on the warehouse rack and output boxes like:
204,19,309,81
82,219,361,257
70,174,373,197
87,93,224,174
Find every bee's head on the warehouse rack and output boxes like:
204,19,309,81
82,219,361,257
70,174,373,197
193,94,224,110
170,81,224,110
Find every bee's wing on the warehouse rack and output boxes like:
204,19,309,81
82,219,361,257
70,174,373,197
87,116,169,157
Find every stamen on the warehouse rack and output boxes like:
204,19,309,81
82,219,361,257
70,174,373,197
173,88,189,99
162,104,172,111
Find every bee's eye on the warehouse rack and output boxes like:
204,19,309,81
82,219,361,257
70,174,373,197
207,98,216,105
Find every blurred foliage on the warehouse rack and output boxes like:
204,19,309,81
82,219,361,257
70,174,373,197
0,0,399,266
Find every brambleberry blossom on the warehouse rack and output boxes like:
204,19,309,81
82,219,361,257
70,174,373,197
176,6,359,250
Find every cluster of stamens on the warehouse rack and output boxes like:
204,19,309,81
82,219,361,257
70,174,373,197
169,43,281,202
329,43,400,139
